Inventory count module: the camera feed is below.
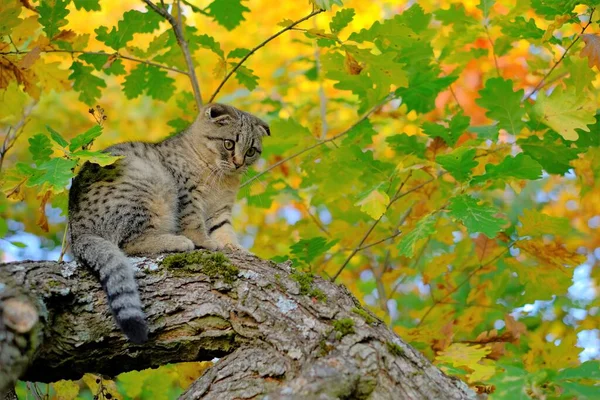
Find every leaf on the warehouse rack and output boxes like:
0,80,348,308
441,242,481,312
477,0,495,18
28,134,53,165
78,53,126,75
476,78,525,135
207,0,250,31
69,62,107,105
28,158,77,192
46,126,68,147
72,0,100,11
517,135,580,174
517,209,571,238
396,70,457,114
233,64,259,91
436,147,478,182
397,214,437,257
386,134,426,158
501,17,544,40
448,194,507,238
69,125,103,151
516,239,585,269
123,64,176,101
38,0,70,39
290,237,338,263
0,81,29,124
557,361,600,381
423,113,470,146
580,34,600,69
94,7,162,50
0,0,22,36
9,241,27,248
52,379,80,400
71,150,122,166
356,189,389,219
330,8,355,33
227,47,251,59
532,86,596,141
472,153,543,184
196,34,224,58
312,0,344,11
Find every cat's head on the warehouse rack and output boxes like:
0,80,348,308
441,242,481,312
199,103,269,175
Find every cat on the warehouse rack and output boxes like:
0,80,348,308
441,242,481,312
68,103,269,343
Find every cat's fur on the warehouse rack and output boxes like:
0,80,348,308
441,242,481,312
68,103,269,343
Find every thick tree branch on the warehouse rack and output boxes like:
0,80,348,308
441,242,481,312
0,251,475,399
143,0,203,109
209,9,325,102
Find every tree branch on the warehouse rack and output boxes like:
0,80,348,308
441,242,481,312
209,9,325,102
0,49,187,75
142,0,203,109
0,252,475,399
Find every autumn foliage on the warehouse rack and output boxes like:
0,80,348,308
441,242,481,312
1,0,599,398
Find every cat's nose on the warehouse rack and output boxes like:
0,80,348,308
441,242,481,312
233,157,244,169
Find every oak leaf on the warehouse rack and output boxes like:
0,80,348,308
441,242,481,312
580,33,600,70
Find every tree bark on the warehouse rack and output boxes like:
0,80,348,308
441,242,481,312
0,251,475,399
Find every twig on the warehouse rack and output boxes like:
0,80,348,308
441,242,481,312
143,0,203,109
299,202,330,237
331,171,414,282
0,49,187,75
0,103,36,172
524,7,595,101
354,230,403,252
241,92,396,189
483,25,500,77
314,19,328,140
181,0,210,16
209,9,325,102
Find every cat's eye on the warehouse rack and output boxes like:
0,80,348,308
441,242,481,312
223,139,235,150
246,148,256,157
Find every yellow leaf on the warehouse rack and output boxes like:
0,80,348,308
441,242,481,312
31,60,71,94
516,239,585,269
436,343,491,369
0,81,29,123
517,209,571,238
52,380,80,400
469,361,496,383
542,15,571,42
356,189,389,219
533,86,596,141
11,16,40,48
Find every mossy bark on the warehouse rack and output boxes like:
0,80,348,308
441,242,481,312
0,252,475,400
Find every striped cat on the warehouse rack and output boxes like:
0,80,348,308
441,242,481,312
68,103,269,343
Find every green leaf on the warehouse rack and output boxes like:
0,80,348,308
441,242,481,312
312,0,344,11
501,17,544,40
290,237,338,264
9,241,27,248
227,48,251,59
69,62,107,105
28,134,53,165
518,135,580,174
423,113,470,146
468,125,499,141
557,361,600,380
397,214,437,257
233,64,259,91
532,87,597,141
396,70,457,113
167,118,191,134
386,134,426,158
38,0,70,39
448,194,507,238
78,53,126,75
46,126,68,148
71,150,122,166
123,64,176,101
0,0,22,36
472,153,543,184
436,147,478,182
531,0,578,18
94,7,162,50
28,158,77,191
517,209,571,238
69,125,103,151
196,34,224,58
575,114,600,149
477,0,495,18
0,217,7,238
207,0,250,30
342,119,377,147
476,78,525,135
330,8,355,33
72,0,100,11
265,118,312,157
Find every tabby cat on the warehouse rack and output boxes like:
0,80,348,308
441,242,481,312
68,103,269,343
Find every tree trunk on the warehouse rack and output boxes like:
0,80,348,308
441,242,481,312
0,251,475,399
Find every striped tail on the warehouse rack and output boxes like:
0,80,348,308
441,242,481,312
70,234,148,343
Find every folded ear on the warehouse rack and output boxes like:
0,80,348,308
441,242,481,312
205,104,237,125
258,120,270,136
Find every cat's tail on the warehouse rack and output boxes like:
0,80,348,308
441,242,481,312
70,233,148,343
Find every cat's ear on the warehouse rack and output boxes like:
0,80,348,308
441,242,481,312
205,104,236,125
258,121,270,136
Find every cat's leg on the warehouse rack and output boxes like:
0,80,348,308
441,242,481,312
178,190,220,250
123,233,194,255
205,204,247,252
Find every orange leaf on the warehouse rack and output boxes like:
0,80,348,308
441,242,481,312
344,51,363,75
18,46,41,69
37,190,51,232
473,234,498,262
580,34,600,69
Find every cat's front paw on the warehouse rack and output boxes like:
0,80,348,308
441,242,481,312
183,231,221,251
223,242,252,254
